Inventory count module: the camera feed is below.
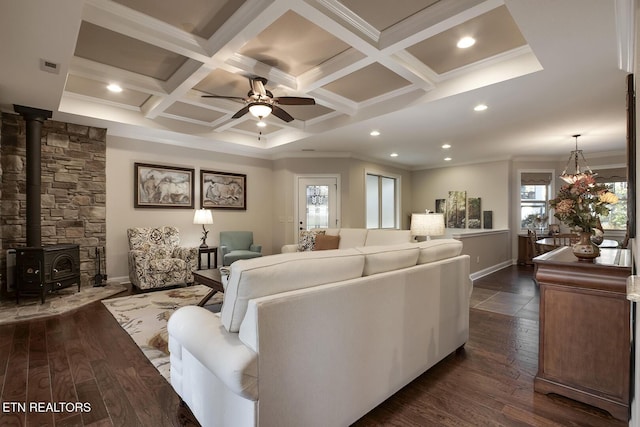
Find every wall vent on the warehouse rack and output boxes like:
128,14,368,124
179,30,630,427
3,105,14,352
39,59,60,74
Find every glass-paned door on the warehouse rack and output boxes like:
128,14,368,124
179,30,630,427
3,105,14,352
297,177,339,233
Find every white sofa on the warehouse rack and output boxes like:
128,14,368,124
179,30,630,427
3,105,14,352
168,239,471,427
281,227,413,253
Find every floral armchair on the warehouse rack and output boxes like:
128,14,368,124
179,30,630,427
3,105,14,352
127,226,199,290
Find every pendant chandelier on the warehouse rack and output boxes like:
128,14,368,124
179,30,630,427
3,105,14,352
559,134,597,184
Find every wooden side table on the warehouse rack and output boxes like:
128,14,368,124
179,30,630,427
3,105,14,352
533,247,631,421
198,246,218,270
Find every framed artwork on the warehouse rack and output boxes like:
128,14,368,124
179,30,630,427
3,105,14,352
435,199,446,215
483,211,493,229
467,197,481,229
447,191,466,228
201,170,246,210
134,162,194,208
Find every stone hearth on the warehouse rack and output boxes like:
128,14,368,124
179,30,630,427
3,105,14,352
0,112,107,298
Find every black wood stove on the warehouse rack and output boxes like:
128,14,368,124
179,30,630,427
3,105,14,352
12,106,82,304
15,244,80,304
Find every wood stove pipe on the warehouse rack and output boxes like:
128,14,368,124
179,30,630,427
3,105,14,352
13,105,52,247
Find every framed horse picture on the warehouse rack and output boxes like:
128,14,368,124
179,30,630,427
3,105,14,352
134,162,194,208
200,170,246,210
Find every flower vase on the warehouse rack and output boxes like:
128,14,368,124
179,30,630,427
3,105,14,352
572,231,600,260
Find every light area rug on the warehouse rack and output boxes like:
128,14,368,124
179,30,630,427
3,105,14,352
102,285,223,381
0,282,127,325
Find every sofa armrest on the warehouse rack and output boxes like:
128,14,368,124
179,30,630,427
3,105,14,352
220,245,230,256
249,244,262,253
281,244,298,253
168,306,258,400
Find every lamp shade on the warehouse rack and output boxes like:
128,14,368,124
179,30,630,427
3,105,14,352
193,208,213,225
410,213,445,238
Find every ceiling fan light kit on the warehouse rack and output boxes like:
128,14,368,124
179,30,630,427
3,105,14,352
249,102,272,119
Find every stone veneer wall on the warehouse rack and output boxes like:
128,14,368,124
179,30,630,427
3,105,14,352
0,112,107,297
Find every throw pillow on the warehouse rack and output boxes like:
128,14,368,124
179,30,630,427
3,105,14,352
313,234,340,250
297,230,326,251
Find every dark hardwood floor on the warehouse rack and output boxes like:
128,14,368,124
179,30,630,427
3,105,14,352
0,265,628,426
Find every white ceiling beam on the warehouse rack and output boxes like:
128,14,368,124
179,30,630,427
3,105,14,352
203,0,278,56
614,0,635,72
297,49,370,90
309,0,380,43
142,60,215,118
68,56,167,95
379,0,504,52
82,0,210,62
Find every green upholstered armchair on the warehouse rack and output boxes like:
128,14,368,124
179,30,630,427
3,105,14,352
220,231,262,266
127,226,198,290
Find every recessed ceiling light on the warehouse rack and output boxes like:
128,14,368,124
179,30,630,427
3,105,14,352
457,36,476,49
256,120,266,128
370,130,380,136
474,104,488,112
444,157,452,161
442,144,451,149
390,153,398,157
107,83,122,93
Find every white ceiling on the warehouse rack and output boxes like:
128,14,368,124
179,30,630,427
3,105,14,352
0,0,634,169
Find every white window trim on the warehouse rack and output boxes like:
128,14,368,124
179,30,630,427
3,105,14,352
518,169,556,233
364,168,401,229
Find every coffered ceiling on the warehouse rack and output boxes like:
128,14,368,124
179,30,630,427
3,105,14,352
0,0,634,168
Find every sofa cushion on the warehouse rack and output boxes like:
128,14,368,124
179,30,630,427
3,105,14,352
416,239,463,264
221,249,365,332
364,229,412,246
355,243,419,276
338,228,368,248
297,230,326,251
314,234,340,250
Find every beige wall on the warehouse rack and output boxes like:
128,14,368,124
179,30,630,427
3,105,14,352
106,140,413,281
106,134,627,282
106,136,274,280
272,156,412,250
410,160,512,274
411,160,510,228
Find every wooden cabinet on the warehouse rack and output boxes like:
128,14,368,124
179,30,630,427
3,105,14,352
533,247,631,421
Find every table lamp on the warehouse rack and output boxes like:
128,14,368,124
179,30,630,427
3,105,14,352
193,208,213,248
410,211,445,241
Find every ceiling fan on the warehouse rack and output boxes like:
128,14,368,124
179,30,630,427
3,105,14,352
202,76,315,123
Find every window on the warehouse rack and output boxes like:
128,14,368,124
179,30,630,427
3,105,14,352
366,172,398,229
520,171,552,230
595,167,627,230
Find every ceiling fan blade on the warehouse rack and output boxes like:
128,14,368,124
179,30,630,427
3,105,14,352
231,105,250,119
274,96,315,106
271,105,294,122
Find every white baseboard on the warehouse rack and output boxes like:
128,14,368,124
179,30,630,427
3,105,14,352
109,275,130,285
470,260,513,281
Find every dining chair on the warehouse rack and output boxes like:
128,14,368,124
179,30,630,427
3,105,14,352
552,233,579,246
527,229,541,258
